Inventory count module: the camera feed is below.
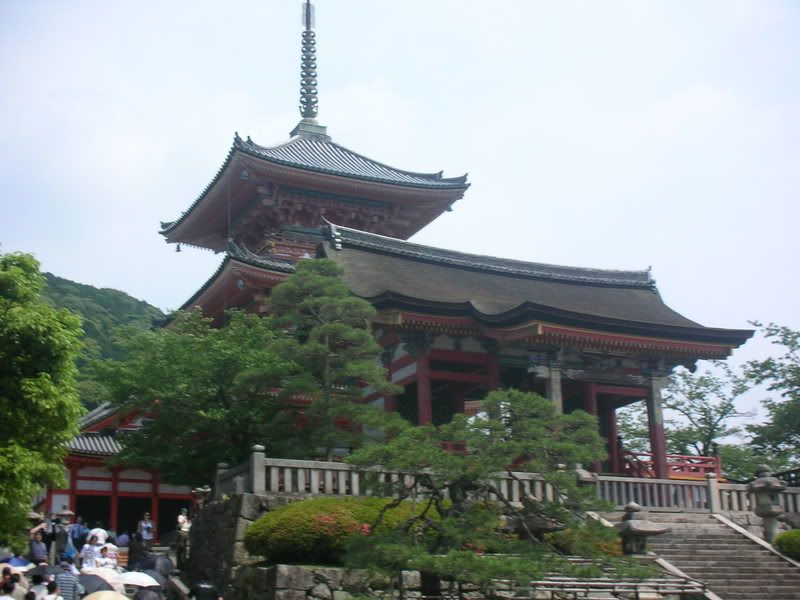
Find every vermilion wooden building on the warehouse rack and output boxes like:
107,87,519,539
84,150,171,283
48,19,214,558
45,404,192,539
160,4,752,481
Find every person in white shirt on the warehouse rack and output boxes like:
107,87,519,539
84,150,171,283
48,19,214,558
43,582,62,600
137,513,155,551
79,536,99,570
94,547,116,568
86,523,107,546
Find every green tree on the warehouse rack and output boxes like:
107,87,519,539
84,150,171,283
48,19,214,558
662,364,753,457
746,322,800,463
344,390,618,585
0,253,84,548
96,310,298,485
268,259,398,459
615,364,760,480
41,273,165,408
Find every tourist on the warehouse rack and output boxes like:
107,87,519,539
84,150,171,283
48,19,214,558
94,547,116,569
127,533,144,571
1,581,16,600
9,575,26,600
42,582,61,600
29,576,47,600
87,523,107,546
53,563,81,600
78,536,99,570
176,508,191,570
189,570,222,600
137,513,155,551
68,519,87,553
28,525,48,565
115,531,129,547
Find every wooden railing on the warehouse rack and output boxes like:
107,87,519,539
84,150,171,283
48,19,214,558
622,451,721,479
214,447,800,516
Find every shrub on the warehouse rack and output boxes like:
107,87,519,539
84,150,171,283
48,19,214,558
545,520,623,558
244,496,421,565
774,529,800,559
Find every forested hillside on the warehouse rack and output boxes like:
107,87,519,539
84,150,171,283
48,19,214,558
42,273,165,407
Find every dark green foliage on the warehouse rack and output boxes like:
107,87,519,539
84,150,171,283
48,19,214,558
41,273,164,407
244,497,422,565
546,519,623,557
0,253,84,549
774,529,800,559
95,310,299,485
268,259,399,459
342,390,626,585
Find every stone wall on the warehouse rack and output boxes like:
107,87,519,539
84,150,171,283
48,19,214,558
189,493,296,592
229,564,400,600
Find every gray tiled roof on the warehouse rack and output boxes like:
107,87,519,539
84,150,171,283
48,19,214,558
68,434,122,456
178,242,297,312
321,222,753,345
326,223,654,288
80,402,118,429
160,133,468,236
237,135,469,189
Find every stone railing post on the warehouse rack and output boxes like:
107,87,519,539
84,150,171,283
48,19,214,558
213,462,229,501
250,444,266,495
706,472,720,514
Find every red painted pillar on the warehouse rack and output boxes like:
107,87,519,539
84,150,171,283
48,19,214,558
417,353,432,425
110,468,119,533
583,382,601,472
487,354,501,391
151,473,160,544
384,348,397,413
69,464,78,514
647,377,669,479
604,404,620,474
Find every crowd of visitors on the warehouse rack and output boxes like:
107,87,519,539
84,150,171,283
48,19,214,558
1,508,214,600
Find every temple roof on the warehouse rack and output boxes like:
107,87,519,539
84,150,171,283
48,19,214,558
68,433,122,457
159,133,469,241
238,135,468,189
321,223,753,346
178,242,296,312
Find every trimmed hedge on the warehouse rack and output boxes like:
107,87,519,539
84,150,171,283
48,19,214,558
244,496,420,565
774,529,800,559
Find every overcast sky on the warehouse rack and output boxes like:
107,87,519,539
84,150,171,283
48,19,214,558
1,1,798,412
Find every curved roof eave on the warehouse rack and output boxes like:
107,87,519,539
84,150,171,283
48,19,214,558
367,291,754,347
160,133,469,238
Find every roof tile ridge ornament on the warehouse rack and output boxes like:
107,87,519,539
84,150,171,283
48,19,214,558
291,0,330,141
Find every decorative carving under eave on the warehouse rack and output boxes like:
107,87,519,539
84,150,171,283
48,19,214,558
401,332,434,358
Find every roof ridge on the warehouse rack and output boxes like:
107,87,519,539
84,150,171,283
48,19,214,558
325,223,655,288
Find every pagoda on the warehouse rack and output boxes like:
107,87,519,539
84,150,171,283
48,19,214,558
162,2,752,480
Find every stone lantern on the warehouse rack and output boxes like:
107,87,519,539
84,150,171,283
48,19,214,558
615,502,670,555
747,464,786,543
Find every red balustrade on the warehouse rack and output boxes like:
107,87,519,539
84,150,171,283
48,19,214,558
621,451,721,479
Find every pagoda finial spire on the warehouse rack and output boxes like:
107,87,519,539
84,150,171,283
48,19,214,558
299,0,318,119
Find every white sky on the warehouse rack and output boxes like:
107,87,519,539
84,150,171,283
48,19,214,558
1,1,798,418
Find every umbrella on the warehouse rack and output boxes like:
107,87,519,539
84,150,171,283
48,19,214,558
28,564,62,577
83,592,128,600
138,555,173,576
87,567,125,594
120,572,160,588
141,570,167,588
79,574,115,594
133,589,162,600
0,557,32,568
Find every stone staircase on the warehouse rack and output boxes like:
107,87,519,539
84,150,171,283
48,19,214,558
622,511,800,600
